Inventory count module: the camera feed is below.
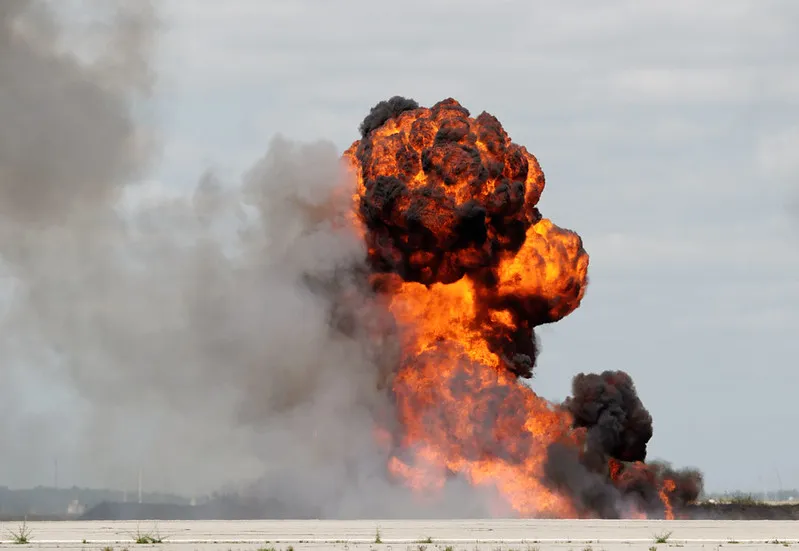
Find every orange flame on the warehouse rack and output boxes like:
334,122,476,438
385,277,582,516
659,478,677,520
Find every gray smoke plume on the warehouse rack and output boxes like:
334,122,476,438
0,0,495,518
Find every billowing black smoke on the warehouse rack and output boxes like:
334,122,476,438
544,370,703,517
358,95,419,137
566,370,653,468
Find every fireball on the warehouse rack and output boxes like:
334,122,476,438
341,96,700,518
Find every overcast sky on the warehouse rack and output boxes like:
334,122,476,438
150,0,799,494
2,1,797,497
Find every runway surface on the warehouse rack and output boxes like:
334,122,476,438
1,519,797,550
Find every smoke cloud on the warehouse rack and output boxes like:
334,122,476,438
0,1,502,518
566,370,653,468
0,0,309,504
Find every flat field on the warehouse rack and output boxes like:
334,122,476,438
1,519,797,551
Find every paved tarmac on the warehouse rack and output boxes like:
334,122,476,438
1,519,797,550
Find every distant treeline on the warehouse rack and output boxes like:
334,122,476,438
0,486,190,518
703,489,799,503
1,485,797,519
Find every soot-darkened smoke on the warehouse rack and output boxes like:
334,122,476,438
546,369,704,516
655,463,704,506
358,95,419,137
566,370,653,467
542,369,655,519
353,97,543,286
543,442,624,519
349,96,580,379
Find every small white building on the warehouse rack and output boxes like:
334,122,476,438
67,500,86,516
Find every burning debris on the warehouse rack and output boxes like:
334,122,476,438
341,96,702,519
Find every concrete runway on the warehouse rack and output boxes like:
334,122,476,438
1,520,797,551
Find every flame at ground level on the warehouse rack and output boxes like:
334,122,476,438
389,348,580,517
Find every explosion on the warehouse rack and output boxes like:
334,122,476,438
342,96,702,519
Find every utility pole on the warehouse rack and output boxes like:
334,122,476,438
138,468,142,504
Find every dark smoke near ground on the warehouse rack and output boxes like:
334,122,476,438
542,370,656,519
546,370,702,517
